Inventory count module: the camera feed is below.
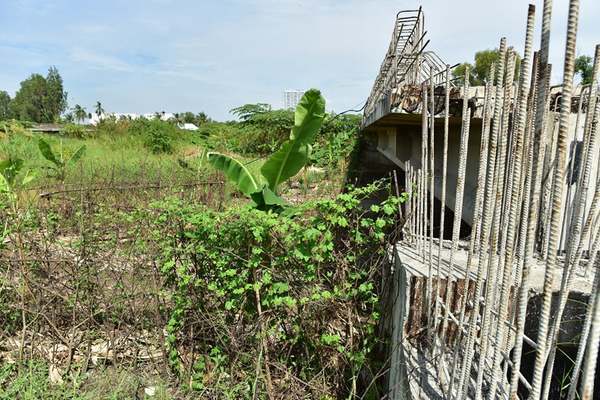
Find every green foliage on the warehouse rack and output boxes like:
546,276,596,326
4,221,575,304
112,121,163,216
155,183,402,396
452,62,473,84
62,123,88,138
575,55,593,85
10,74,47,123
453,48,521,85
174,111,210,127
38,138,86,181
0,361,174,400
205,152,259,195
0,157,34,195
229,104,294,154
208,89,326,210
0,91,11,121
261,90,326,191
198,104,358,167
95,101,104,118
72,104,87,124
310,113,361,169
127,118,180,154
10,67,67,123
45,66,68,121
230,103,272,121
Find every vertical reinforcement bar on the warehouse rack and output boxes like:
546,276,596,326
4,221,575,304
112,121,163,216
529,0,580,397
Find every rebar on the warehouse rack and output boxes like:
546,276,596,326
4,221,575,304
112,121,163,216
432,65,451,345
486,7,536,399
476,49,516,399
457,37,507,400
447,61,495,399
439,65,471,353
427,67,436,339
529,0,580,397
540,45,600,399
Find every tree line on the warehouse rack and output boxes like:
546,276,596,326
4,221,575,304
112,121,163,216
0,67,211,126
0,67,68,123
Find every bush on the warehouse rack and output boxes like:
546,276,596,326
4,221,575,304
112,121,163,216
0,120,30,137
61,123,88,138
127,118,179,154
223,106,361,167
311,114,361,169
95,117,130,136
154,183,401,398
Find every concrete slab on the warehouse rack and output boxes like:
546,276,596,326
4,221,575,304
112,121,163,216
396,237,594,294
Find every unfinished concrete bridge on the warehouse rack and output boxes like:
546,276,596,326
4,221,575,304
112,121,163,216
358,4,600,399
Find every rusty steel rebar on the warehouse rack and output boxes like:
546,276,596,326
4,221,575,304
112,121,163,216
431,65,451,345
438,66,471,359
447,61,495,399
529,0,581,397
486,7,536,399
457,37,507,400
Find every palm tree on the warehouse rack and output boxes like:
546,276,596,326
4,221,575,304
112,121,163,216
95,101,105,119
73,104,87,124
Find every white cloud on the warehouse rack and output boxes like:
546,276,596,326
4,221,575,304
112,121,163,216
0,0,598,119
69,48,133,72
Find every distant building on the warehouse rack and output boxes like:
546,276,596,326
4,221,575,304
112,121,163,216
88,111,177,125
159,112,176,121
283,90,305,109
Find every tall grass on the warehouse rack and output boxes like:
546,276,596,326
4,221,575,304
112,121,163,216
0,126,211,187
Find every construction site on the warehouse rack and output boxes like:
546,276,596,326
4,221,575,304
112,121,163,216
357,1,600,399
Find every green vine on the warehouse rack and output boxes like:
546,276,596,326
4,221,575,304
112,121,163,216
154,182,403,397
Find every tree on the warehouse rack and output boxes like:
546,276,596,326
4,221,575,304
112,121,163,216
0,91,11,120
44,66,68,121
63,112,74,123
182,111,196,124
196,112,209,125
453,48,521,85
230,103,271,121
73,104,87,124
452,63,473,85
95,101,105,118
10,74,47,122
9,67,67,123
575,55,593,85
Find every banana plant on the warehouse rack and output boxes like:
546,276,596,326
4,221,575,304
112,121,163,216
0,157,35,247
207,89,325,211
0,158,35,196
38,138,86,182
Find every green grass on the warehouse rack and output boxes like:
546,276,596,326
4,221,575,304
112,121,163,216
0,361,174,399
0,128,211,187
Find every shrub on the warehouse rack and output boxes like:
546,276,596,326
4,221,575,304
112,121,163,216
311,114,361,169
0,120,30,137
61,123,88,138
95,117,130,136
154,183,402,397
127,119,179,154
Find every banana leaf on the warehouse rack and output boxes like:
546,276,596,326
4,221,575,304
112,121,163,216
38,139,61,167
207,152,260,196
68,145,86,164
261,89,325,192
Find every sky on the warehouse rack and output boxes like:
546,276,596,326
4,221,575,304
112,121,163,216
0,0,598,121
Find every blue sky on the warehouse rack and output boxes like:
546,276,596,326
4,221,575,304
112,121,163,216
0,0,598,120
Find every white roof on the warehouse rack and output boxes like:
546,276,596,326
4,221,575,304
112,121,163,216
179,123,198,131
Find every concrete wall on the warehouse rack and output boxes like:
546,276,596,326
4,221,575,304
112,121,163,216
372,117,483,227
366,111,599,251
